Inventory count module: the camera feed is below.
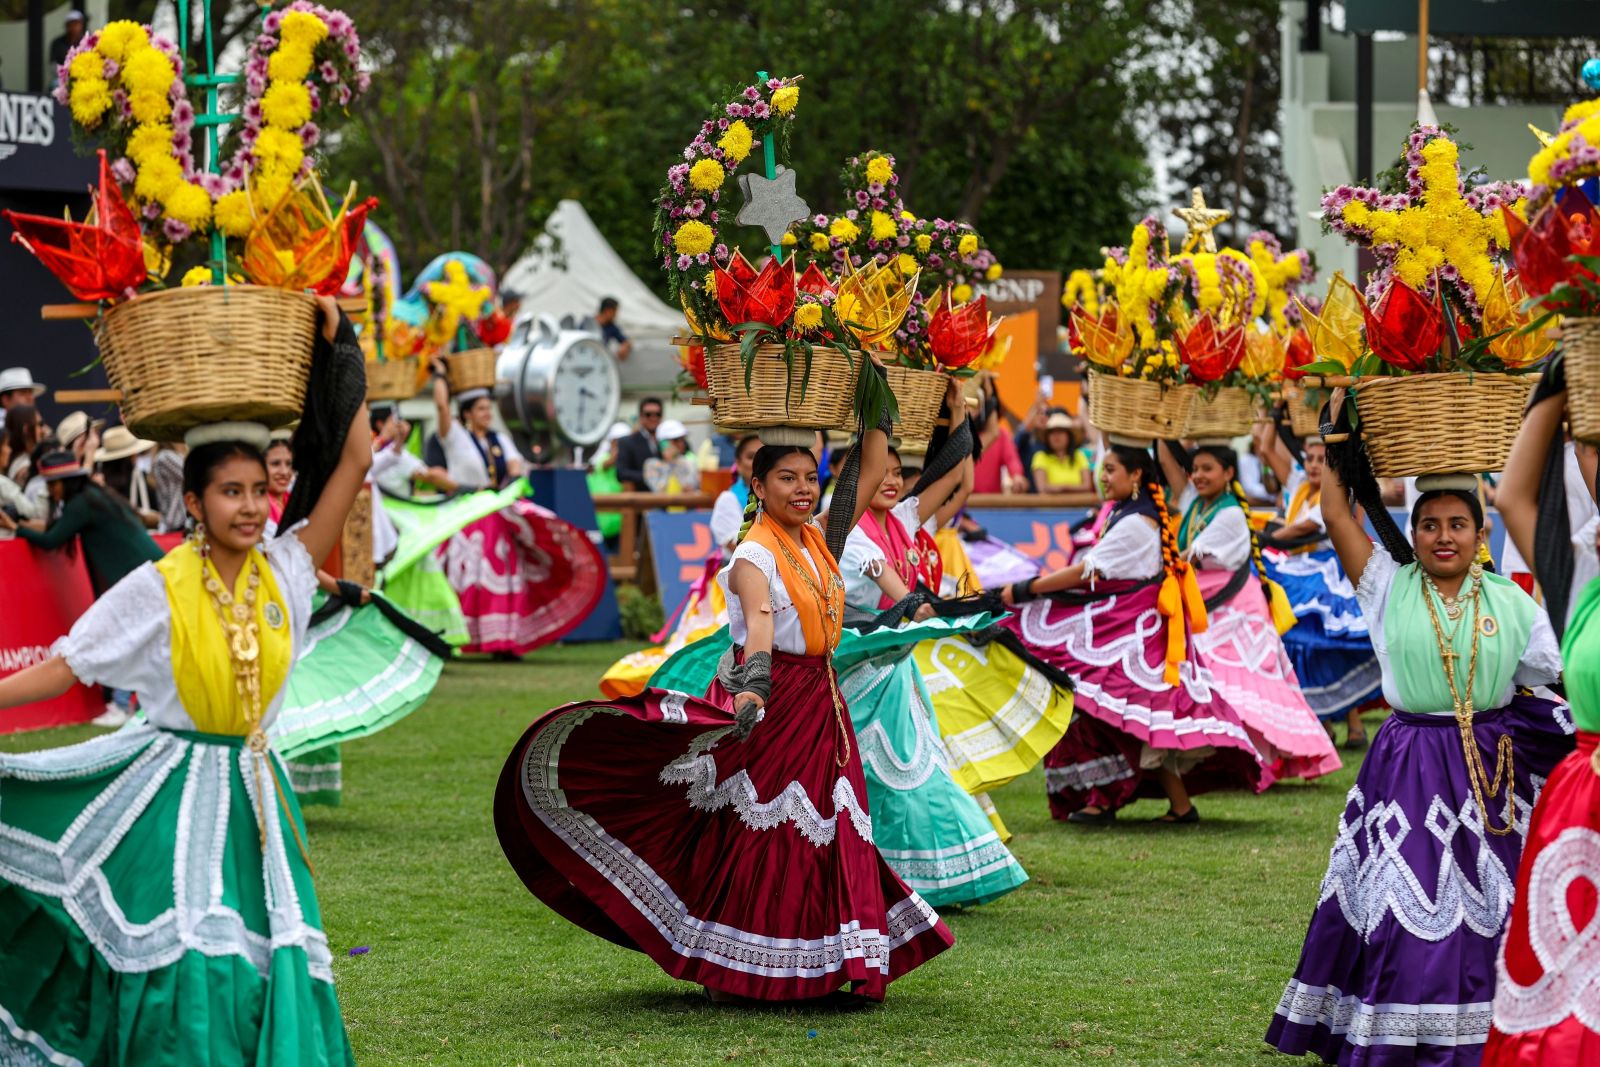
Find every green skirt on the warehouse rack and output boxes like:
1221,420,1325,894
651,615,1028,908
0,726,352,1065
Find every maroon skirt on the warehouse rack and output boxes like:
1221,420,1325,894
494,648,953,1001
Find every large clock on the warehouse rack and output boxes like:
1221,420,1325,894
497,313,621,449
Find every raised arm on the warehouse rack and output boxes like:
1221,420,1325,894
1155,440,1189,495
1254,420,1291,488
11,492,91,549
1497,389,1567,576
294,301,374,565
431,357,453,439
1318,450,1373,586
935,458,974,529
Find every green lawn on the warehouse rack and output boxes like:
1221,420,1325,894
2,641,1353,1066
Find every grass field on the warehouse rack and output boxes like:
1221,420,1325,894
2,641,1354,1066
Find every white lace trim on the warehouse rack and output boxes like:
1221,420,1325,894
1316,782,1531,944
840,654,946,793
658,728,874,847
1275,979,1492,1047
522,710,941,978
1015,597,1220,703
876,832,1021,892
0,730,332,983
285,759,344,794
0,999,80,1066
1072,678,1257,751
1045,755,1135,793
1492,826,1600,1035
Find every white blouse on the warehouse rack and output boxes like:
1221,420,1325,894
1080,513,1162,582
372,443,427,497
709,488,746,550
1282,467,1327,544
1178,485,1251,572
839,496,921,611
53,531,319,732
440,422,524,491
719,538,826,655
1355,546,1562,715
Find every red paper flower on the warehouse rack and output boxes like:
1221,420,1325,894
927,293,994,368
1283,327,1315,380
1504,189,1600,304
4,150,145,301
797,262,835,298
476,309,512,346
1359,277,1442,371
679,344,708,391
1175,313,1245,382
715,254,796,330
313,196,380,297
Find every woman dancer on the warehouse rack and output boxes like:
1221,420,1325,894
1482,371,1600,1064
1265,403,1573,1064
495,392,953,1002
0,301,368,1063
999,440,1269,824
264,432,294,531
1257,421,1383,747
1157,441,1340,782
429,356,605,656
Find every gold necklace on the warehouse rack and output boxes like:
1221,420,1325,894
1426,568,1473,623
1419,566,1517,836
767,525,852,768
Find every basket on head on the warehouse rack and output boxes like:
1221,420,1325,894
96,285,317,442
1564,317,1600,444
1350,373,1534,477
365,356,419,401
705,342,863,432
1180,385,1253,440
1283,382,1325,438
445,347,497,393
885,364,946,445
1085,373,1193,440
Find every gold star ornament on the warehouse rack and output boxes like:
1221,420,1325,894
1173,187,1230,254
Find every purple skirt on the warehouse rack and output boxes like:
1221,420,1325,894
1266,696,1575,1065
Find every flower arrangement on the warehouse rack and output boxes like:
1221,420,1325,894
1245,231,1317,333
654,75,802,340
40,5,368,291
1527,97,1600,210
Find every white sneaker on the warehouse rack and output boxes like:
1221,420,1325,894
91,704,130,728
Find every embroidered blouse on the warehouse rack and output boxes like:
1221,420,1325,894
839,496,922,611
720,539,826,655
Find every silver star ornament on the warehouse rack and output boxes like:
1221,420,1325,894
737,165,810,246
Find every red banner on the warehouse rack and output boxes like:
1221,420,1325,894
0,539,104,732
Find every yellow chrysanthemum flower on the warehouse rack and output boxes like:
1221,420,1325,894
870,211,896,242
673,220,715,257
268,44,315,85
129,90,171,125
914,234,931,253
254,126,305,171
262,81,312,129
163,181,213,229
252,170,293,210
126,122,173,165
180,266,216,287
718,121,753,164
69,50,103,81
865,156,893,186
134,155,182,201
68,77,112,126
985,263,1003,281
958,233,979,257
95,21,149,63
780,231,797,247
897,253,918,276
689,158,724,193
900,210,915,222
280,11,330,50
793,303,823,329
809,231,830,253
829,216,860,243
771,85,799,115
952,283,973,304
214,189,255,237
122,46,174,97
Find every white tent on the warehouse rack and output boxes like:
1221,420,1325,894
502,200,685,391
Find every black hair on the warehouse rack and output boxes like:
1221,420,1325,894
182,440,267,502
369,404,394,429
264,438,293,459
1409,488,1485,533
1107,442,1181,585
1191,444,1239,476
4,402,40,460
600,297,619,314
734,433,762,458
457,394,491,422
1107,443,1157,485
638,396,663,415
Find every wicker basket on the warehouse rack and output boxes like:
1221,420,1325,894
1180,386,1253,440
706,342,862,431
1085,373,1193,440
886,364,946,444
445,347,498,393
1564,317,1600,444
1283,382,1326,438
365,357,419,401
1352,373,1534,477
96,285,317,442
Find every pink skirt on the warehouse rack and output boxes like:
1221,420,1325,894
442,498,605,654
1192,569,1341,782
494,650,954,1001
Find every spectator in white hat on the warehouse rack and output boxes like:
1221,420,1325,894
49,9,87,66
642,419,699,493
0,367,46,433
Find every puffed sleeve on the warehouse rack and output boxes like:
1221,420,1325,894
1190,507,1252,571
51,563,171,694
1081,517,1162,581
267,522,319,648
1515,605,1564,689
1355,545,1400,639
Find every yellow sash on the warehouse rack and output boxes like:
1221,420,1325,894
743,514,844,655
156,542,292,735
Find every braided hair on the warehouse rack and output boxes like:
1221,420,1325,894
1108,443,1179,584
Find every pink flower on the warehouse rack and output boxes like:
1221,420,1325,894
242,125,259,146
714,244,729,260
743,86,760,101
243,100,263,125
326,11,352,36
813,214,828,226
676,254,692,269
696,252,710,265
172,99,195,129
52,84,68,104
867,182,883,195
162,218,189,244
355,71,370,93
751,101,768,118
300,122,320,147
172,130,192,154
102,58,119,79
308,84,321,110
337,85,353,106
854,190,869,207
256,36,277,53
200,172,227,197
724,102,741,118
343,38,360,62
845,209,858,220
246,72,267,96
110,157,136,184
320,61,339,83
263,10,283,31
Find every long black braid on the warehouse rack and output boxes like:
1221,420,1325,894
1530,355,1577,639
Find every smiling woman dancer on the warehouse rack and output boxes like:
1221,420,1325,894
495,370,953,1004
0,299,369,1064
1266,399,1574,1065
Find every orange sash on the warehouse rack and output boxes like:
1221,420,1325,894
744,514,845,655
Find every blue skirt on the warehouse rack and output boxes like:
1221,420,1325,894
1264,547,1382,721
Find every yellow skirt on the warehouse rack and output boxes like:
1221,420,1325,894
599,578,728,700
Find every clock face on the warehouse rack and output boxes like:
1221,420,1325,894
551,338,620,446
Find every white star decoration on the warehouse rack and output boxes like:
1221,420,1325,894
737,165,810,245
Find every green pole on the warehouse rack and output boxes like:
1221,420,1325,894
757,69,782,263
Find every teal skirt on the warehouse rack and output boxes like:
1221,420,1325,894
0,726,353,1065
653,615,1028,908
